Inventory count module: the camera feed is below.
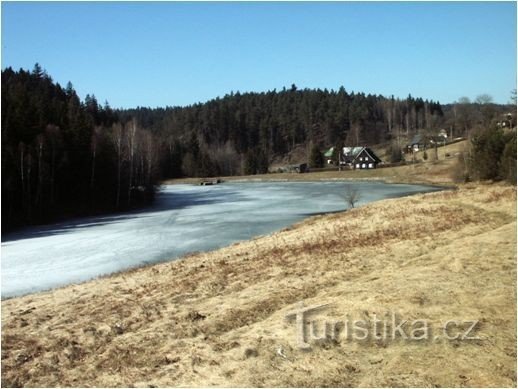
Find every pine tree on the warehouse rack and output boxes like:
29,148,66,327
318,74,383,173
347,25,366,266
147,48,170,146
309,145,324,168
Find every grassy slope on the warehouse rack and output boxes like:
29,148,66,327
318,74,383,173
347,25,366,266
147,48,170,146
164,140,467,186
1,179,516,387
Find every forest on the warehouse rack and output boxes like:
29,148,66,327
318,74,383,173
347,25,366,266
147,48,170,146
2,65,161,232
2,64,516,231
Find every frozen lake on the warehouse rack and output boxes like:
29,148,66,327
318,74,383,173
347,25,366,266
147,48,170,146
1,181,441,298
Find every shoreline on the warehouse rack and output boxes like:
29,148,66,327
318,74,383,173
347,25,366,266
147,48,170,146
163,138,469,188
3,157,458,238
163,177,454,191
162,159,460,188
1,180,447,300
2,182,515,387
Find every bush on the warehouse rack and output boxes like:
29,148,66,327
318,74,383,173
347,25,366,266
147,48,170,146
468,127,516,184
309,145,324,168
451,152,470,183
501,137,517,185
243,148,269,175
387,143,403,163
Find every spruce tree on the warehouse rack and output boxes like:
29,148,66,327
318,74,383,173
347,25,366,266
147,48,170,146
309,145,324,168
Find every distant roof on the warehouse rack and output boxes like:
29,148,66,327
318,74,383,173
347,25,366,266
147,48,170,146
361,147,382,163
343,146,364,157
407,133,448,146
409,134,424,145
324,147,334,157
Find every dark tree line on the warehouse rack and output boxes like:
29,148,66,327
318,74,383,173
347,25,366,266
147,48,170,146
2,65,161,232
118,85,446,177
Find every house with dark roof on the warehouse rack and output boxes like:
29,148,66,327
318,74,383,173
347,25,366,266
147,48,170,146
406,132,448,153
407,134,426,152
342,146,382,169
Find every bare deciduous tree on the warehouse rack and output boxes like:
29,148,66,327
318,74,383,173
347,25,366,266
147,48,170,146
475,94,493,105
344,185,361,209
455,97,474,136
126,119,137,206
35,134,45,208
112,122,124,209
18,142,25,202
350,123,361,146
210,141,239,176
90,126,101,209
45,125,62,206
142,130,156,186
26,151,33,220
475,94,495,128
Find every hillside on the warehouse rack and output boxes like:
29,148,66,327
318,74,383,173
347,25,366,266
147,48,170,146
2,181,515,387
165,140,468,186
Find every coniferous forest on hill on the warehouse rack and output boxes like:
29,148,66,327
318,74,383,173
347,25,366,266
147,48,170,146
2,65,516,231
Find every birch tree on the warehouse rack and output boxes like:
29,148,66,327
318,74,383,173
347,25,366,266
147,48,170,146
45,125,62,206
35,134,45,209
90,126,101,209
18,142,25,209
126,119,137,206
112,122,124,209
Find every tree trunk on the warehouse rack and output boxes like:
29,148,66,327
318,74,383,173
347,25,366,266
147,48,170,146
27,154,32,221
19,144,25,213
90,146,96,210
50,146,55,206
36,138,43,210
127,120,137,207
116,150,121,209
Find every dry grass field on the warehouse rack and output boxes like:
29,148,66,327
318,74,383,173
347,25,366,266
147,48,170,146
1,180,516,387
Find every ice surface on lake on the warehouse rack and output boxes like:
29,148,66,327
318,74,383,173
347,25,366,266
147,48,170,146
1,182,441,297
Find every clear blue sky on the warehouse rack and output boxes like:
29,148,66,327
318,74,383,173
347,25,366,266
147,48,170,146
2,1,516,108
